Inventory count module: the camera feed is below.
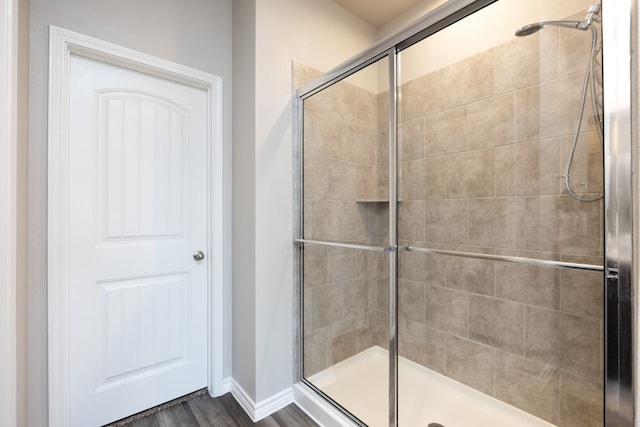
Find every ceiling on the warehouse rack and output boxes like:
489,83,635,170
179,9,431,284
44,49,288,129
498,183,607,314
331,0,427,28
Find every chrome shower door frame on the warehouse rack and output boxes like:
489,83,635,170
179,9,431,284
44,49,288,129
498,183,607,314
603,0,634,425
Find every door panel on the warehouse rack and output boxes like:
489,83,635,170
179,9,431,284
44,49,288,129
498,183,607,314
68,54,208,426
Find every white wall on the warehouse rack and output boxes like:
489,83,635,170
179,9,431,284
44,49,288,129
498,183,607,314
0,1,18,426
0,0,28,425
28,1,232,425
229,0,376,404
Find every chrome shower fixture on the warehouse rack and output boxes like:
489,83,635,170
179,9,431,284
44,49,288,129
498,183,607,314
514,1,604,202
514,1,601,37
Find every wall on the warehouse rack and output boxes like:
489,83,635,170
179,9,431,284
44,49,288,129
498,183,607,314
229,0,377,405
231,0,257,399
0,0,28,425
28,1,232,425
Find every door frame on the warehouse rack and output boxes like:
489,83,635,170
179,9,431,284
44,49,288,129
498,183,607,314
47,26,226,427
0,0,17,426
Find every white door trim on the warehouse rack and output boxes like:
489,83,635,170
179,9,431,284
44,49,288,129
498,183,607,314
0,0,17,426
47,26,226,427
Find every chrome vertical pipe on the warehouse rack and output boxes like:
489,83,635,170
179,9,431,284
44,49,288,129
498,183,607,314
388,47,399,427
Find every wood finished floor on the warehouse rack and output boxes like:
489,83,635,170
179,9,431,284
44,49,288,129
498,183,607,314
114,392,319,427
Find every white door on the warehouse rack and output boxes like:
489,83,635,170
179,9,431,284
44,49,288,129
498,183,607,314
67,54,208,426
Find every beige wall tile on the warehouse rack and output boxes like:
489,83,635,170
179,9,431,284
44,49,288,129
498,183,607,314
398,201,426,241
424,199,468,244
308,200,341,241
525,306,600,380
328,318,357,364
356,164,378,201
443,50,494,108
514,138,563,196
524,196,601,256
304,329,328,377
355,313,378,353
399,279,425,323
495,144,515,197
559,372,603,427
327,246,357,283
424,107,468,157
343,124,376,165
399,119,425,162
445,335,494,395
492,28,559,94
560,131,603,198
495,351,560,424
560,269,603,319
304,155,328,200
445,149,495,198
304,110,345,158
399,318,446,374
495,262,560,310
468,197,525,248
405,158,446,200
311,284,343,330
355,87,377,129
424,285,468,336
445,256,495,296
377,91,389,130
343,277,369,319
327,159,358,201
403,250,446,287
341,202,369,241
469,295,525,355
558,21,593,76
303,244,327,288
467,93,516,149
516,73,588,141
403,69,446,120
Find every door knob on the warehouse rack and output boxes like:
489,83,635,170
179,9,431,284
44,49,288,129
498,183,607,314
193,250,205,261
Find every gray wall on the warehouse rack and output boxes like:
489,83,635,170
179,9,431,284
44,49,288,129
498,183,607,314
27,1,233,425
231,0,257,399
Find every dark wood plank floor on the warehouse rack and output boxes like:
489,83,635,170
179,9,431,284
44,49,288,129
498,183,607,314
109,392,319,427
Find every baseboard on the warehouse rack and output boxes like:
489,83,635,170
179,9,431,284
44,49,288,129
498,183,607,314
230,379,293,422
294,382,355,427
222,377,232,394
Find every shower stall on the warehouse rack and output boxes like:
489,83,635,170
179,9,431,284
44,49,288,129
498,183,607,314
294,0,633,426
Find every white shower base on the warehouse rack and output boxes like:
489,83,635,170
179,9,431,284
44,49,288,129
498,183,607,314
307,346,555,427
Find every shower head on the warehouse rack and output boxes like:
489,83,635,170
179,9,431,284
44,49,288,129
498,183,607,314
514,23,544,37
515,20,580,37
515,1,601,37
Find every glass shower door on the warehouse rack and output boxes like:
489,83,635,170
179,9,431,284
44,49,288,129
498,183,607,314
298,56,392,427
396,0,605,426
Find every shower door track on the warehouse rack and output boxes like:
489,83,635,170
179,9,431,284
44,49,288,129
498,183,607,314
295,239,603,272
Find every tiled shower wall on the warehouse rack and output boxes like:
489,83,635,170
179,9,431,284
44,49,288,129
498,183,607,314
389,14,603,426
299,8,603,426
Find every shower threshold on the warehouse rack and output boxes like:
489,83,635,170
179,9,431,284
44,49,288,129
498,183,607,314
308,346,555,427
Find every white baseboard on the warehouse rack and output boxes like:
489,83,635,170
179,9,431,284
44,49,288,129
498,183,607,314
293,382,355,427
230,378,293,421
222,377,232,394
